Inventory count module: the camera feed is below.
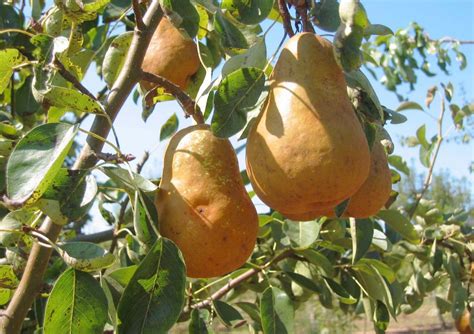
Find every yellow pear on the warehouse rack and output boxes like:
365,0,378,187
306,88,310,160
140,17,200,92
345,141,392,218
246,33,370,220
155,125,258,278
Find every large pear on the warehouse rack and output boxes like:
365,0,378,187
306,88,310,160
246,33,370,219
140,17,200,92
345,141,392,218
155,125,258,278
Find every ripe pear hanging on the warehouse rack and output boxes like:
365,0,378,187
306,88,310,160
155,125,258,278
140,17,200,92
345,141,392,218
246,33,370,220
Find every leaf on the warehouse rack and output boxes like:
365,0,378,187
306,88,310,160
43,269,108,334
387,155,409,175
260,287,294,334
117,238,186,334
236,302,262,328
161,0,200,37
396,101,424,112
0,209,35,246
36,168,97,224
211,67,265,138
300,249,335,277
133,190,158,249
313,0,340,32
0,265,19,289
324,277,357,304
189,309,210,334
376,210,419,243
335,198,350,217
214,11,248,51
345,70,384,121
160,113,179,141
100,166,158,194
59,242,115,272
350,218,373,264
364,24,393,37
6,123,78,204
221,0,273,25
0,49,28,94
416,125,430,150
384,107,407,124
285,271,321,293
221,39,267,76
102,32,133,89
358,259,395,283
214,300,244,327
283,220,320,250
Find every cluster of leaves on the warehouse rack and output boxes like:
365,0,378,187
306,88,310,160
0,0,472,333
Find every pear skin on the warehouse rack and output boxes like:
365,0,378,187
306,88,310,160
246,33,370,219
140,17,200,92
156,125,258,278
345,141,392,218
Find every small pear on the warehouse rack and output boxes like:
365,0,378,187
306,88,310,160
345,141,392,218
246,33,370,220
140,17,200,92
156,125,258,278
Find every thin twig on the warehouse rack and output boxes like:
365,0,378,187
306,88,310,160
141,71,204,124
53,58,97,101
409,95,446,219
184,249,293,313
296,1,314,33
278,0,294,37
95,152,136,164
132,0,145,31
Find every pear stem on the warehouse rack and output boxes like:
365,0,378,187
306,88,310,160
141,70,204,124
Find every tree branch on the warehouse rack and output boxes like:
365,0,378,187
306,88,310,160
278,0,294,37
53,58,97,101
141,71,204,124
183,249,293,314
132,0,145,31
71,228,114,243
0,2,164,333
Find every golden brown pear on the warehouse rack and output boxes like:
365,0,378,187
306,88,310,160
155,125,258,278
140,17,200,92
246,33,370,220
345,141,392,218
455,310,473,334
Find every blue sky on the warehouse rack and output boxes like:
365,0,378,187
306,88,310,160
78,0,473,231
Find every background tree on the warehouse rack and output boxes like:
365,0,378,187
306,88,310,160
0,0,472,333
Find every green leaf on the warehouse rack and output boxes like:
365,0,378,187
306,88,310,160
102,32,133,89
387,155,409,175
345,70,384,121
260,287,294,334
0,49,28,94
160,113,179,141
161,0,200,37
350,218,373,264
0,209,35,246
37,168,97,224
133,190,158,249
43,269,108,334
100,166,158,194
221,39,267,76
313,0,340,32
324,277,358,304
416,125,430,150
6,123,78,204
285,271,321,293
376,210,419,243
358,259,395,283
236,302,262,328
214,11,248,51
107,265,138,288
0,265,19,289
211,67,265,138
59,242,115,272
283,220,320,250
214,300,244,327
384,107,408,124
189,309,210,334
396,101,424,112
221,0,273,25
300,249,334,277
364,24,393,37
117,238,186,334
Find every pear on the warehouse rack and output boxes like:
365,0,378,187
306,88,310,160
155,125,258,278
140,17,200,92
246,33,370,220
345,141,392,218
